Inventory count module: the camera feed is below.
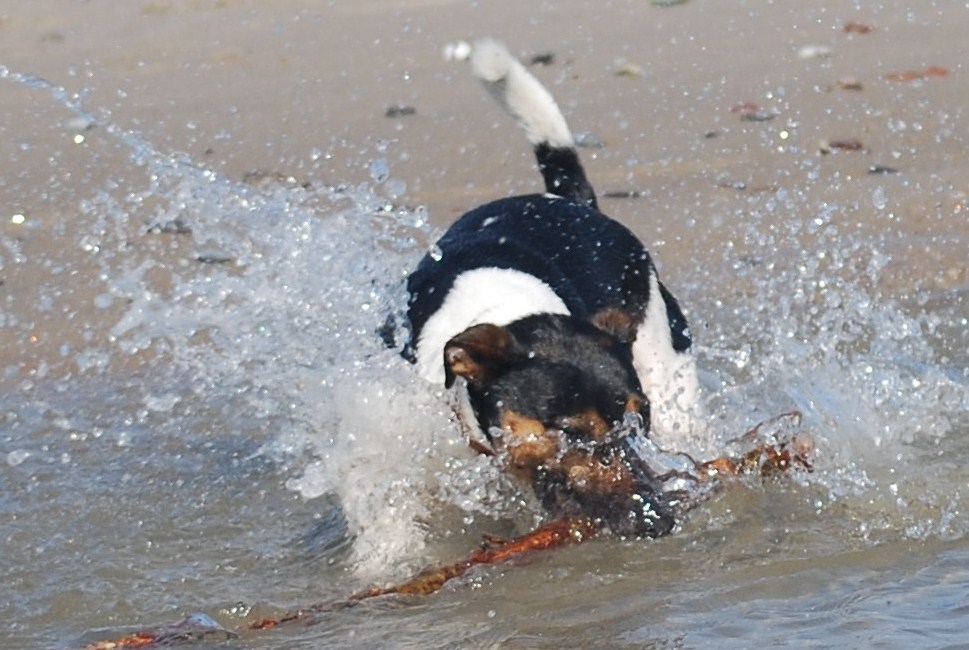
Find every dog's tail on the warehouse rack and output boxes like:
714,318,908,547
454,39,597,209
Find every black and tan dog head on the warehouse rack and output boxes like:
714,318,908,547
443,313,647,443
443,313,675,538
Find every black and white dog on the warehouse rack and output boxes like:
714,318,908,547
405,40,701,538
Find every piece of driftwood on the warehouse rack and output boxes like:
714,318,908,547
78,413,812,649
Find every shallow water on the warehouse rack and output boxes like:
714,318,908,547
2,2,969,649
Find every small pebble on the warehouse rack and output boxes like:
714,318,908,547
820,138,865,154
612,59,645,77
528,52,555,66
385,105,416,118
830,77,864,91
574,131,604,149
844,21,875,34
798,44,833,60
868,165,899,175
196,251,233,264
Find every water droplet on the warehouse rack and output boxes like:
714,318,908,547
369,158,390,183
6,449,30,466
385,178,407,199
94,293,113,309
872,185,887,210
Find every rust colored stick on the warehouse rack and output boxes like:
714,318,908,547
80,517,599,647
78,416,812,649
251,515,599,629
79,623,233,650
352,515,598,599
82,632,158,650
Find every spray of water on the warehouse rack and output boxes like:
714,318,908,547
693,186,968,542
3,67,966,585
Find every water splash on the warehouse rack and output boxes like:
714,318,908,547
693,189,969,542
3,64,967,586
1,66,498,577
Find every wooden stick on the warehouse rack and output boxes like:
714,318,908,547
250,515,599,629
78,414,812,649
80,517,599,648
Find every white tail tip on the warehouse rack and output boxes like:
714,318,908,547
450,38,575,150
443,40,472,62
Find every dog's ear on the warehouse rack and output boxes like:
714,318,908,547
591,307,639,343
443,323,516,388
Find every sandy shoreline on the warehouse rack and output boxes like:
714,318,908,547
2,0,967,372
3,2,966,210
2,4,969,648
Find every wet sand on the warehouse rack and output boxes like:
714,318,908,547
2,0,967,373
2,2,968,648
4,3,967,232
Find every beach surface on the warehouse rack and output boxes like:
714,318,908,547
3,1,967,368
2,2,967,648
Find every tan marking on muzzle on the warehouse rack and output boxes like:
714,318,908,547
498,410,561,475
558,409,611,441
560,448,636,495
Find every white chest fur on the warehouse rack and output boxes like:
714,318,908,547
632,271,701,446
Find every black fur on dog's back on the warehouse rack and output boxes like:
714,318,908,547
407,194,654,346
534,143,597,209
